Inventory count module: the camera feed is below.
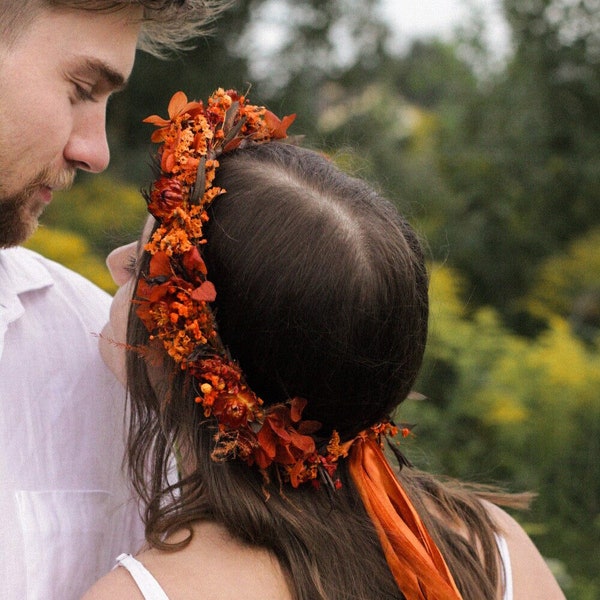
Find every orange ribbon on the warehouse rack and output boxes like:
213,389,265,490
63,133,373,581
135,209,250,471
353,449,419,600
349,437,463,600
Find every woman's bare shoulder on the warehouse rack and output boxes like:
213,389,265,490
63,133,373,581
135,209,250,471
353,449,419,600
482,501,566,600
153,521,293,599
82,522,293,600
81,566,145,600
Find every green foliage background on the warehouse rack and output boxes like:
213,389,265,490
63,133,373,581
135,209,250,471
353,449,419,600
25,0,600,596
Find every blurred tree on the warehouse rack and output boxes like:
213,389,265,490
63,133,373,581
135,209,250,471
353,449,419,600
262,0,391,136
389,39,478,111
311,37,479,253
427,0,600,327
526,228,600,344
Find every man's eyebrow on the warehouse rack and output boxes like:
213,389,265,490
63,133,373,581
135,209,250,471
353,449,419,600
78,57,128,91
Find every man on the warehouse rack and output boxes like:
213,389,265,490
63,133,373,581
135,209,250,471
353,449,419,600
0,2,227,597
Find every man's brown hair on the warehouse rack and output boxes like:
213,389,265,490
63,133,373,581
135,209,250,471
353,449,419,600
0,0,231,55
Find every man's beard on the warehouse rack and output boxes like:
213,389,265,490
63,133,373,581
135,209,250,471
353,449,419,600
0,167,75,248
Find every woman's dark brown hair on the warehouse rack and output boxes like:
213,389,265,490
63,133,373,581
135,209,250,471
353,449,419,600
126,142,511,599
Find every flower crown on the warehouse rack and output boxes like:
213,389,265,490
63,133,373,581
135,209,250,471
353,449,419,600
136,88,400,489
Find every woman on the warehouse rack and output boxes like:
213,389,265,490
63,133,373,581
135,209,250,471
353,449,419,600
86,89,564,599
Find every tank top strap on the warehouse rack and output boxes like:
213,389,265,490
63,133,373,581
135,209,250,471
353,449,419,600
494,535,514,600
115,553,170,600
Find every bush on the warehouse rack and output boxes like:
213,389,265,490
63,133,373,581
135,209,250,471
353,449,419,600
396,265,600,597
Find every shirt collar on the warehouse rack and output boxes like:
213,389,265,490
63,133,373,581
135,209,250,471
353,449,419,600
0,247,55,309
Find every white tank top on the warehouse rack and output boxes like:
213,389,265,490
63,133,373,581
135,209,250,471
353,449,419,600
115,554,169,600
496,534,514,600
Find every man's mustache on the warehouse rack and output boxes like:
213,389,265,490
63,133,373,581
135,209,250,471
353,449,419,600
29,165,76,193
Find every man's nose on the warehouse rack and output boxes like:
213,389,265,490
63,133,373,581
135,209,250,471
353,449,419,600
63,104,110,173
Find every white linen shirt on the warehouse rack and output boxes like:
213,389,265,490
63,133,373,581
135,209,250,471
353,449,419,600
0,247,143,599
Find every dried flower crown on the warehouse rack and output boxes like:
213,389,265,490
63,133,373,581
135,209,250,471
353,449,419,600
136,88,400,489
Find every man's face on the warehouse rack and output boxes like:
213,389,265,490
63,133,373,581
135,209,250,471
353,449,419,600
0,7,142,247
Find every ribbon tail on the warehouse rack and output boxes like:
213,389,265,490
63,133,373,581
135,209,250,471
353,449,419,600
349,437,463,600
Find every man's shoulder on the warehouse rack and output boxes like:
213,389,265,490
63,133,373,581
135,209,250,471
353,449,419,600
1,246,110,300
